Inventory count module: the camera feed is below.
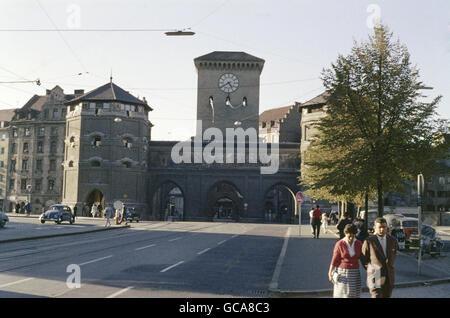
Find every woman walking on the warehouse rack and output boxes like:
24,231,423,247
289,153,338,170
328,224,362,298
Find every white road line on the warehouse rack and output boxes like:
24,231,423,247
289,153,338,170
106,286,134,298
135,244,156,251
0,277,34,288
79,255,113,266
197,248,210,255
168,237,182,242
269,227,291,290
160,261,184,273
231,234,239,238
217,239,227,245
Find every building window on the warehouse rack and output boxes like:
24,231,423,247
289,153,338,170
9,179,15,190
37,141,44,153
92,136,101,147
61,108,67,118
35,179,42,191
44,109,49,119
49,160,56,171
51,127,58,136
50,141,57,154
91,160,101,167
122,161,131,168
38,127,45,136
10,160,16,172
12,143,17,154
0,161,3,168
36,159,42,171
48,179,55,191
68,161,74,167
53,108,58,119
21,179,27,190
122,137,132,148
24,127,31,137
23,142,29,153
12,128,18,138
22,159,28,171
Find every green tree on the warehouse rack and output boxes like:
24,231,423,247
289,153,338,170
300,25,449,216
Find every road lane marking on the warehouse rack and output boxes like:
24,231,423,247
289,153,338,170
217,239,227,245
168,237,182,242
231,234,239,238
160,261,184,273
197,248,210,255
79,255,113,266
0,277,34,288
269,227,291,290
135,244,156,251
106,286,134,298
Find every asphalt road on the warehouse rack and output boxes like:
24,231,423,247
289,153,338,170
0,220,287,298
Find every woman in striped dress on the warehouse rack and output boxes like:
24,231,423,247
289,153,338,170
328,224,362,298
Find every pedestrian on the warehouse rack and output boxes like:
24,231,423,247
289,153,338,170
120,204,128,225
15,202,20,214
73,205,77,221
330,209,338,224
353,218,369,243
321,211,329,234
90,204,97,218
25,201,31,216
328,224,363,298
360,217,398,298
98,204,103,217
104,204,113,227
309,207,315,236
312,205,322,238
337,214,352,239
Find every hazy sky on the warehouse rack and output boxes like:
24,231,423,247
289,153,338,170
0,0,448,140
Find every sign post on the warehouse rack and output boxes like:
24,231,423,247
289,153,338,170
417,174,424,275
296,191,304,236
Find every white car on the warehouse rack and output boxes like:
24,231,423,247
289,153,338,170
0,212,9,228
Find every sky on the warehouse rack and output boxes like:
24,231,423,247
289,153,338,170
0,0,448,141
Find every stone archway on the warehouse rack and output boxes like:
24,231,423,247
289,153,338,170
205,181,243,221
263,183,297,223
84,189,104,217
151,181,185,221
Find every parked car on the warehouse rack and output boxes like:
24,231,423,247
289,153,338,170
0,211,9,228
384,214,418,239
39,204,74,224
409,224,444,257
125,207,140,223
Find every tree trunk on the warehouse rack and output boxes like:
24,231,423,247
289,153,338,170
364,193,369,230
377,176,384,217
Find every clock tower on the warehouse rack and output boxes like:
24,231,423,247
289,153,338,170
194,51,265,139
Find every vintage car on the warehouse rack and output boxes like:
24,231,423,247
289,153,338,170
39,204,74,224
384,214,419,239
125,207,140,223
0,211,9,228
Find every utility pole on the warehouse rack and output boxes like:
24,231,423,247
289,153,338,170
417,173,424,275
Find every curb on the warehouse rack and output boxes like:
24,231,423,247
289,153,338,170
268,277,450,298
0,225,130,244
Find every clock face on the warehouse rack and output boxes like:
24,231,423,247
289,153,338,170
218,73,239,93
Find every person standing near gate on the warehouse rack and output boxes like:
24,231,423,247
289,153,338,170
312,205,322,239
104,204,113,227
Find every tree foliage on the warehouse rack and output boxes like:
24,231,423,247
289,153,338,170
300,25,449,216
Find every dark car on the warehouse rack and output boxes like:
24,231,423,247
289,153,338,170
39,204,74,224
125,207,140,223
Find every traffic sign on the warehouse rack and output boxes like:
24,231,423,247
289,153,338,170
296,191,304,203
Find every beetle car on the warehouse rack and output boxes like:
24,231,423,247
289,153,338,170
39,204,74,224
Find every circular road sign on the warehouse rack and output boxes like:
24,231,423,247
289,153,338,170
296,191,304,203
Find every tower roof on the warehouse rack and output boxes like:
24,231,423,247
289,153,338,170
65,82,152,110
194,51,265,63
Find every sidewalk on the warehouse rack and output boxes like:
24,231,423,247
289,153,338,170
1,214,129,243
269,224,450,298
